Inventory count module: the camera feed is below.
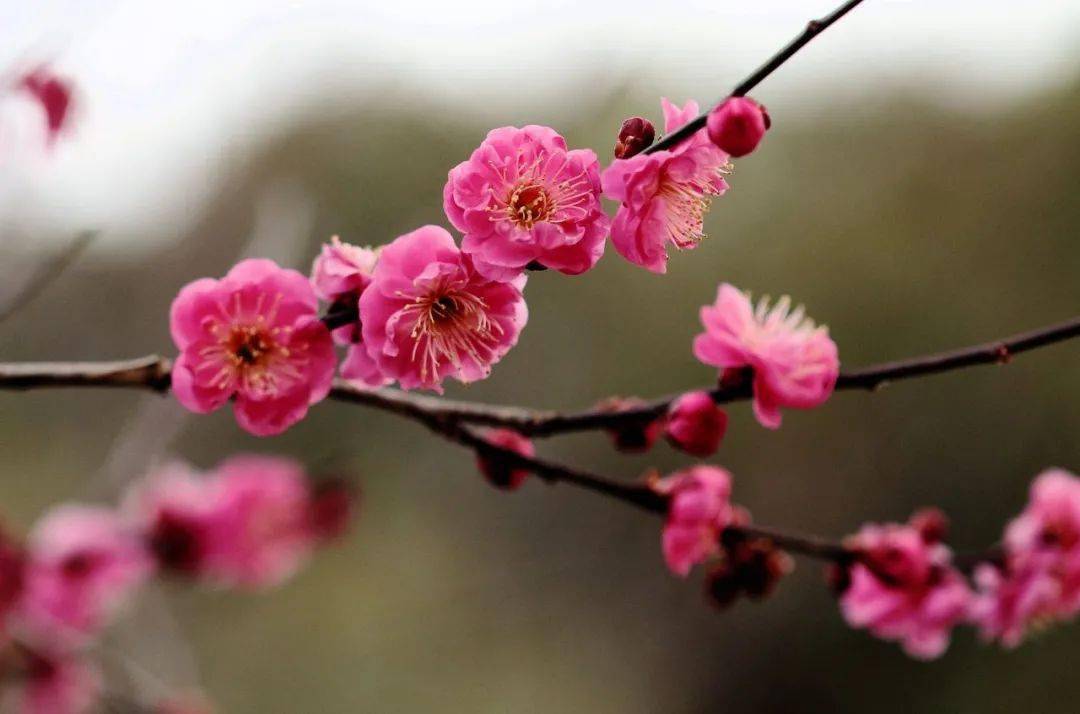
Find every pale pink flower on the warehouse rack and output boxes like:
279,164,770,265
839,514,971,660
706,97,770,158
654,465,734,577
601,99,730,273
358,225,528,392
16,649,101,714
971,468,1080,647
122,462,221,577
665,390,728,457
475,428,535,491
201,455,319,589
693,283,839,429
170,258,337,436
14,506,152,647
443,125,609,280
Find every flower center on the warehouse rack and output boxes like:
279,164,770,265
658,164,732,249
403,289,503,382
508,183,552,228
228,326,273,367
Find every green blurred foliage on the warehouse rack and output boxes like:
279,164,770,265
0,76,1078,713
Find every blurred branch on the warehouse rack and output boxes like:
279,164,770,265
0,315,1077,438
0,230,96,325
645,0,867,155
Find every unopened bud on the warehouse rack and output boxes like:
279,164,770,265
706,97,769,158
910,507,949,544
614,116,656,159
476,428,534,491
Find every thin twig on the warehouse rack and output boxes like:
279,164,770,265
0,230,96,325
644,0,868,155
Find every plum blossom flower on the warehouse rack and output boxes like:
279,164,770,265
200,455,321,590
654,465,734,577
309,236,391,389
971,468,1080,647
665,390,728,457
838,511,971,660
15,649,101,714
475,428,534,491
601,99,731,273
14,506,152,647
170,259,337,436
18,66,75,146
443,125,609,280
358,225,528,392
706,97,770,158
693,283,839,429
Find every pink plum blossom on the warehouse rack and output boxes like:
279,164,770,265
706,97,770,158
358,225,528,392
16,649,101,714
839,512,971,660
971,468,1080,647
14,506,152,647
693,283,839,429
18,66,74,146
475,428,535,491
665,390,728,457
170,258,337,436
443,125,609,280
654,465,734,577
601,99,731,273
199,455,320,590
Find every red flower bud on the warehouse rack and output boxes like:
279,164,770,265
614,116,655,159
596,397,663,453
476,428,534,491
706,97,769,158
909,507,949,544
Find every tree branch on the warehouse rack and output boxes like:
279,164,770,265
644,0,868,156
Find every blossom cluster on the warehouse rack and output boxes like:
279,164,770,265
0,456,350,713
654,464,1080,660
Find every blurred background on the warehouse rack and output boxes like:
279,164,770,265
1,0,1079,711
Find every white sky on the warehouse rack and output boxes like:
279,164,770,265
1,0,1079,243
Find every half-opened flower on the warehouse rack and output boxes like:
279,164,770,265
170,259,336,436
358,225,528,392
693,283,839,429
654,465,734,577
602,99,730,273
839,514,971,660
444,125,609,280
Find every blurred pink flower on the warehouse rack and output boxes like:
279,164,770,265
15,506,151,647
475,428,534,491
665,390,728,457
17,649,101,714
706,97,770,158
444,125,609,280
654,465,734,577
358,225,528,392
971,468,1080,647
170,259,336,436
18,66,74,146
601,99,730,273
693,283,839,429
201,455,320,589
839,514,971,660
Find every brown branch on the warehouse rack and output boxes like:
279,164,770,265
644,0,868,156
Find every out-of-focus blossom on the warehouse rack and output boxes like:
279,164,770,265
664,390,728,457
613,116,655,159
602,99,730,273
838,511,971,660
706,97,770,158
444,125,609,280
17,66,74,146
16,649,101,714
14,506,151,647
0,527,24,635
654,465,734,577
693,283,839,429
358,225,527,392
971,468,1080,647
170,259,336,436
306,480,356,542
475,428,535,491
705,512,792,609
596,397,664,453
